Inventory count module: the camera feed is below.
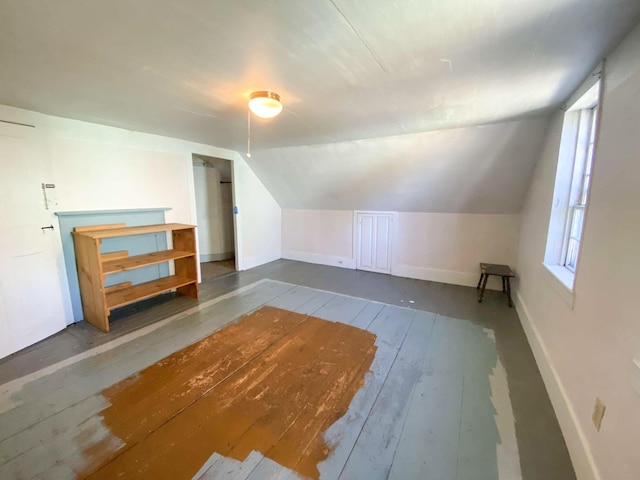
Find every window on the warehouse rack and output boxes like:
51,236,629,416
543,78,600,295
563,106,598,272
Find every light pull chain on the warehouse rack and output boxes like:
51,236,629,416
247,110,252,158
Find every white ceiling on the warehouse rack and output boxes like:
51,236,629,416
2,0,639,151
247,117,549,213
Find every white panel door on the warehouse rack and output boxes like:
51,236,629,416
374,215,392,272
357,214,375,270
356,212,393,274
0,124,66,359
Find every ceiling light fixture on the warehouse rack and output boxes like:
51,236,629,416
246,91,283,158
248,91,283,118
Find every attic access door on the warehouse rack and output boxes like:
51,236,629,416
355,212,395,274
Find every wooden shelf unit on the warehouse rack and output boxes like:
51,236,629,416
72,223,199,332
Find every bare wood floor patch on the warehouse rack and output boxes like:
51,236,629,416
78,306,377,480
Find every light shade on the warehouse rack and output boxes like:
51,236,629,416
248,91,283,118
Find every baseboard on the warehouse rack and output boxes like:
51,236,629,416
392,263,504,290
282,250,356,269
280,255,505,289
200,252,234,263
240,252,281,271
515,291,601,480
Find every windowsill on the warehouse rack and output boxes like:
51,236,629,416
541,263,576,309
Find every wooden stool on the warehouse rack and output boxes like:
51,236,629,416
477,263,515,307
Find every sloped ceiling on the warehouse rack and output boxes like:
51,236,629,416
2,1,639,213
248,117,549,213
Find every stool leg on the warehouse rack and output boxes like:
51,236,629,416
477,273,484,289
478,273,489,303
502,276,506,292
506,277,513,308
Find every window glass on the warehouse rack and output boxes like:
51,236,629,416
563,106,598,272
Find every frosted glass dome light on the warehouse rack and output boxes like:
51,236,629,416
248,91,283,118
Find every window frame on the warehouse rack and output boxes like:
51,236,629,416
543,74,601,302
561,105,598,273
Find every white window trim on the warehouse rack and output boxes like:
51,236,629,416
541,262,575,308
560,106,597,273
543,68,602,307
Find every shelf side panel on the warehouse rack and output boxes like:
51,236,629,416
176,282,198,299
173,227,199,299
171,228,197,253
73,234,109,332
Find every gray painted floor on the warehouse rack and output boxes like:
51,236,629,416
0,260,576,480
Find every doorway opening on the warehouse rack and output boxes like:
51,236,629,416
192,155,236,282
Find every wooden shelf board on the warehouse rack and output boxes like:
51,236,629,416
104,281,132,294
106,275,196,310
73,223,195,239
101,250,129,262
102,249,195,274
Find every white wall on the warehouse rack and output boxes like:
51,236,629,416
394,212,520,288
49,137,193,221
514,24,640,480
0,104,281,355
233,160,282,270
282,209,519,289
193,162,234,261
282,210,355,267
275,116,540,290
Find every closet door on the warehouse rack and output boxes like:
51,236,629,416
356,212,393,274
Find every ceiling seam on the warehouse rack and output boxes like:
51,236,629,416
328,0,389,73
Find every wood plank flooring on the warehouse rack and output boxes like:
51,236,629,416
0,260,575,480
82,306,377,480
0,280,521,479
200,260,236,282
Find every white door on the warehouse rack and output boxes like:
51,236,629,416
356,212,394,274
0,123,67,359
